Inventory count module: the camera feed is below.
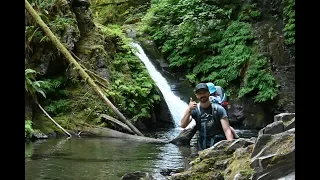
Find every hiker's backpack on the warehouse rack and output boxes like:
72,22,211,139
194,103,224,150
215,86,227,103
212,86,229,114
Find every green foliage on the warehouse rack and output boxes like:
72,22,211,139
239,55,279,102
106,53,161,121
25,68,46,98
39,76,73,116
25,120,34,138
45,99,71,115
237,2,261,22
40,76,66,96
282,0,295,45
95,23,161,121
141,0,239,66
91,0,149,25
192,21,254,86
96,23,133,52
25,0,78,55
141,0,279,102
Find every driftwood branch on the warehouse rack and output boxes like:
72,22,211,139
100,114,134,134
25,0,144,136
35,101,72,137
78,124,168,144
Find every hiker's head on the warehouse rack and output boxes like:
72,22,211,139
195,83,210,102
206,82,216,96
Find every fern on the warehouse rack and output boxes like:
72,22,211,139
282,0,295,45
25,120,34,138
239,55,279,102
45,99,71,115
25,68,46,98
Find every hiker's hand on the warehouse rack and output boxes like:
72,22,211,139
188,97,197,112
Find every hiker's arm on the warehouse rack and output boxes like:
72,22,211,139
181,109,192,128
221,118,233,140
218,106,233,140
181,98,197,128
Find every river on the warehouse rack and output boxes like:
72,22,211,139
25,41,257,180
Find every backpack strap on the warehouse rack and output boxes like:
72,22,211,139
196,103,207,150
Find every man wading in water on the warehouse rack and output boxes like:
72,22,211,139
180,83,233,150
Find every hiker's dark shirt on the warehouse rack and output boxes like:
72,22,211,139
190,104,228,138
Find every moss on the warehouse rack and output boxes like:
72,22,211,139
32,113,61,134
283,117,294,127
224,146,255,179
266,133,295,155
255,111,265,126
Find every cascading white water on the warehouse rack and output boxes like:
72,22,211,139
131,42,197,179
131,42,195,129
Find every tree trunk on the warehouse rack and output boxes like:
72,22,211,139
25,0,143,136
79,125,168,144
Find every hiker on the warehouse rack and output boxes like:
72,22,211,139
206,82,239,139
180,83,234,150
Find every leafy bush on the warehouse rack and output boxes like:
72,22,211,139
282,0,295,45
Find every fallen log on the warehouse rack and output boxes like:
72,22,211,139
100,114,134,134
79,125,169,144
25,0,143,137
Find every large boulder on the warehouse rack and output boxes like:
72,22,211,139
250,129,295,179
259,113,295,136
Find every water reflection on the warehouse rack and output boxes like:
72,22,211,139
25,137,191,180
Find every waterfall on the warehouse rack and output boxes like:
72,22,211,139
131,42,195,129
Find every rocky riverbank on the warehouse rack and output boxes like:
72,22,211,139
170,112,295,180
120,112,295,180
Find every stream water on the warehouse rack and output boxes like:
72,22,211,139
25,41,257,180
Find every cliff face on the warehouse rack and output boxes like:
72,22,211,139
255,0,295,113
226,0,295,128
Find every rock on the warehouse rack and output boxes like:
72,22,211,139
72,0,90,8
274,113,295,122
258,120,284,136
250,130,295,179
170,128,196,146
47,132,57,138
226,138,255,152
284,117,295,131
126,29,137,38
31,132,48,139
251,134,273,158
172,113,295,180
120,171,153,180
277,171,295,180
228,98,274,129
153,87,174,128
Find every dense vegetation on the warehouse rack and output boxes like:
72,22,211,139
139,0,295,102
25,0,160,137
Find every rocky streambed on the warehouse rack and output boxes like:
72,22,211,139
121,113,295,180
